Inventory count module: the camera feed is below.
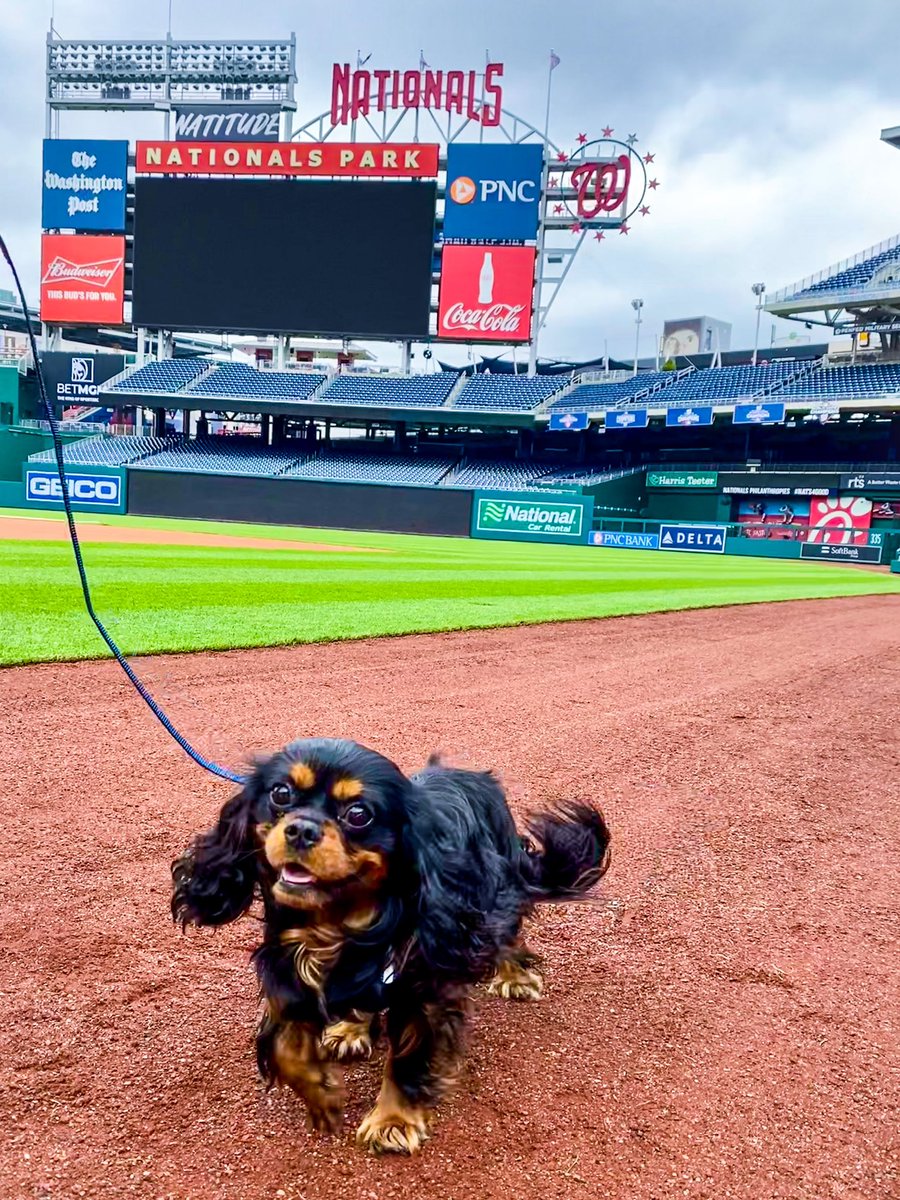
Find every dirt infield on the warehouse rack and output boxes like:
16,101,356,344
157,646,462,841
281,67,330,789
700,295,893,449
1,595,898,1200
0,514,380,552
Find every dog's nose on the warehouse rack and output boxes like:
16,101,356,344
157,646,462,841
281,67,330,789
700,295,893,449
283,816,323,850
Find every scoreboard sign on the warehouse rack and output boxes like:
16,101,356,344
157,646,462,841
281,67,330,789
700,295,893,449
40,233,125,325
135,141,439,178
437,245,535,342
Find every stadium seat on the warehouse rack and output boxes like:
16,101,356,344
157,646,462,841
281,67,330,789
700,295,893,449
443,459,554,490
131,437,309,476
796,243,900,297
28,435,177,466
316,372,459,407
453,375,567,411
778,363,900,398
283,450,455,484
109,360,210,394
550,372,675,410
188,364,327,400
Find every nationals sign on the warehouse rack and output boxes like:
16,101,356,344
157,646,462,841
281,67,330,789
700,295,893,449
135,141,439,178
438,245,535,342
331,63,503,127
40,234,125,325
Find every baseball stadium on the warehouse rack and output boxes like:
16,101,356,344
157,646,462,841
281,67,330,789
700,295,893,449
0,16,898,1200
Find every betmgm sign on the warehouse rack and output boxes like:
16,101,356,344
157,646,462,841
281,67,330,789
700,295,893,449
471,490,593,544
24,468,126,514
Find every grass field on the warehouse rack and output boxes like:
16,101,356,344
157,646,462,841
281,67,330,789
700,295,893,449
1,507,897,667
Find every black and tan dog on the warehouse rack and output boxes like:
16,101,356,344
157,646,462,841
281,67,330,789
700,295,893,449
171,737,610,1153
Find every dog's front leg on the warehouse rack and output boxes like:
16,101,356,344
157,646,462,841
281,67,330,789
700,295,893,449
266,1019,345,1134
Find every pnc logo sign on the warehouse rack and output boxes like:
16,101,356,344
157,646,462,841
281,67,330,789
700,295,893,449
443,143,543,242
26,470,121,507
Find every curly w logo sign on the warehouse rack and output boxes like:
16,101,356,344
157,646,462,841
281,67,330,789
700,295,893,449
472,490,592,544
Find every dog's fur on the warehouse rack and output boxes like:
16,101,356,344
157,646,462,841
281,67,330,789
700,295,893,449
171,737,610,1153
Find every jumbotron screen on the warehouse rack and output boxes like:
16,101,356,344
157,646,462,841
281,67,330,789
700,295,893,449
132,177,437,338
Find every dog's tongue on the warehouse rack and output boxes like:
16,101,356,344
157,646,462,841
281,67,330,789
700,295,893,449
281,865,316,886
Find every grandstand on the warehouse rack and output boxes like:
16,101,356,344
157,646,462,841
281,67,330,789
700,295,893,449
108,361,209,394
452,374,566,411
318,372,458,408
27,434,175,466
128,438,309,476
284,449,455,485
188,365,327,401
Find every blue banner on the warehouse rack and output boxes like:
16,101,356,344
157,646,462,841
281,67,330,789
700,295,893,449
25,469,122,509
549,411,589,431
665,405,713,428
589,530,660,550
444,144,543,243
605,408,648,430
42,139,128,232
658,523,727,554
733,401,786,426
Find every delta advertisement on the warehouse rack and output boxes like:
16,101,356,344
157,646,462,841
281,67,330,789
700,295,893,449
443,143,543,243
39,234,125,325
437,245,536,342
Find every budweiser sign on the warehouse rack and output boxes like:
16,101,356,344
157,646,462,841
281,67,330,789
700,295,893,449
40,234,125,326
41,256,122,290
331,62,503,127
437,245,535,343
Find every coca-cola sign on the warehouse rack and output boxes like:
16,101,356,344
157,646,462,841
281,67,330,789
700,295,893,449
40,234,125,326
437,245,535,343
331,62,503,127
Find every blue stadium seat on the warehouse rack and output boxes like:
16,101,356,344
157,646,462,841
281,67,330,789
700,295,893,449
779,363,900,398
551,372,674,410
317,373,459,407
797,244,900,297
188,365,327,400
131,437,309,476
629,363,798,407
284,450,455,484
28,435,176,466
444,459,553,490
453,375,567,412
109,360,209,393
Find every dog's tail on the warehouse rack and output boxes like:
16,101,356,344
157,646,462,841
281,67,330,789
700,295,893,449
521,803,611,900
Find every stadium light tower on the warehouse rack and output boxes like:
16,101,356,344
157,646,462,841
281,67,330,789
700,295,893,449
751,282,766,367
631,298,644,376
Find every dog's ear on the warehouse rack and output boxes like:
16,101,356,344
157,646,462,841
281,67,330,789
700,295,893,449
171,784,258,928
403,765,520,981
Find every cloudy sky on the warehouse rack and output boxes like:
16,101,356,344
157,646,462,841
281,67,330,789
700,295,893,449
3,0,900,365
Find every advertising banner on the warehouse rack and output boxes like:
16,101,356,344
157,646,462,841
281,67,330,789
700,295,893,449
841,471,900,490
23,466,125,513
443,143,543,243
665,405,714,428
735,497,810,541
800,542,882,564
40,234,125,325
135,141,439,178
549,411,589,431
807,496,872,545
733,402,786,425
471,489,593,543
605,408,648,429
871,499,900,519
658,523,727,553
174,105,281,141
589,530,659,549
647,470,717,488
437,245,535,342
40,352,125,405
41,139,128,232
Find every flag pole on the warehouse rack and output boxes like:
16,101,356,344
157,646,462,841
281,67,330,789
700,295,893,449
529,52,557,376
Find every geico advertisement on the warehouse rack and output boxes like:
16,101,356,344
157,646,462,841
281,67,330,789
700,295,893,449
26,471,121,506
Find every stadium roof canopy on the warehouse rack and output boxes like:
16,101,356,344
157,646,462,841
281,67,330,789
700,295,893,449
765,234,900,334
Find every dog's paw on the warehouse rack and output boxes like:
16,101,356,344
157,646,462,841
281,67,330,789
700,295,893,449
305,1081,345,1135
321,1018,373,1061
356,1107,429,1155
486,963,544,1001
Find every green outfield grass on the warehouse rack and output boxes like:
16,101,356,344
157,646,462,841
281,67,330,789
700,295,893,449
0,507,896,667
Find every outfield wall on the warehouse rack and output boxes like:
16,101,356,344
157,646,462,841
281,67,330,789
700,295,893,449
127,469,473,537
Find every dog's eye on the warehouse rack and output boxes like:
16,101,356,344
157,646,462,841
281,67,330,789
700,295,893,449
342,803,373,830
270,784,292,808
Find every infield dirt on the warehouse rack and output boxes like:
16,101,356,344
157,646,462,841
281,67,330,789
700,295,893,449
1,595,897,1200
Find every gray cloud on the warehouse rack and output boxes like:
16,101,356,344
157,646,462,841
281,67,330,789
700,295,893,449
2,0,898,362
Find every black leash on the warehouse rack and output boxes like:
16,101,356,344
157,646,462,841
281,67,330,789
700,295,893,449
1,232,245,785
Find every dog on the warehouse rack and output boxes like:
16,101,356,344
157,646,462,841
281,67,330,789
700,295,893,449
171,737,611,1153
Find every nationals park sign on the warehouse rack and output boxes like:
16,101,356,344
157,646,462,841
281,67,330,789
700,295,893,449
471,490,593,544
135,141,438,177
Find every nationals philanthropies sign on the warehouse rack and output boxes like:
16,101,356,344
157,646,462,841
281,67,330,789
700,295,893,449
40,234,125,325
437,245,535,342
